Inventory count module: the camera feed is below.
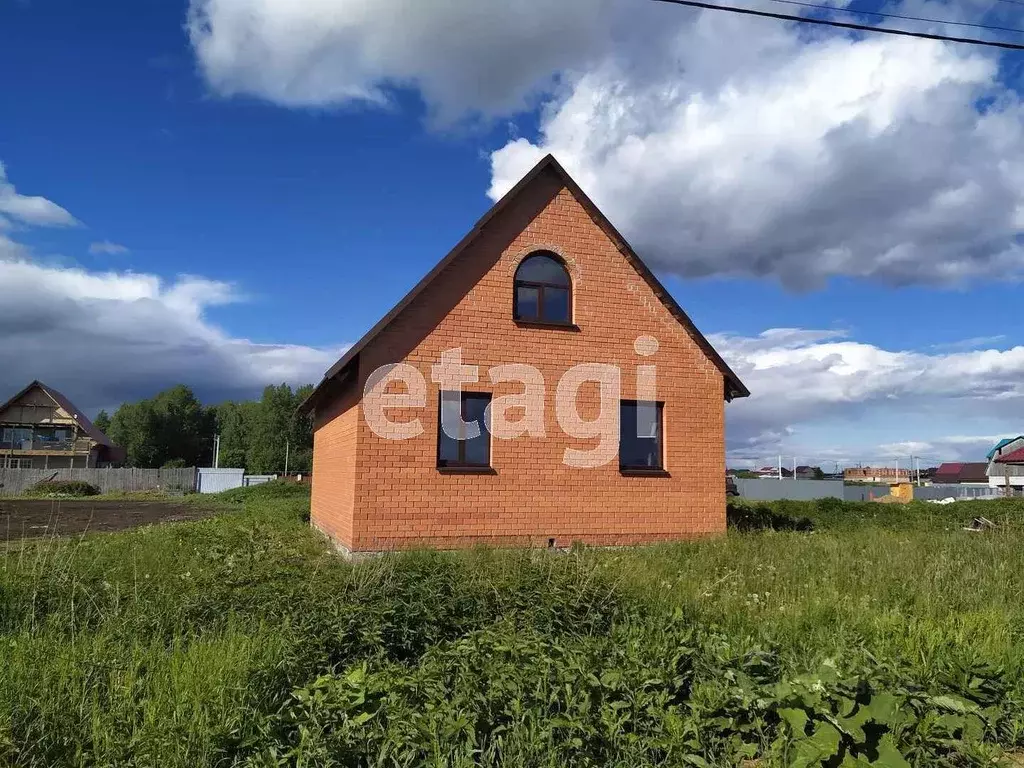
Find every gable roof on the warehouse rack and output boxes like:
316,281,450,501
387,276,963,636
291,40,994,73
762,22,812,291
935,462,988,482
995,446,1024,464
0,380,113,447
300,154,749,414
988,437,1024,460
959,462,990,482
933,462,964,480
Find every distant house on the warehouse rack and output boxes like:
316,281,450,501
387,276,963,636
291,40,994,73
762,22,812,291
843,466,910,484
987,436,1024,491
795,465,822,480
0,381,123,469
988,437,1024,462
932,462,989,484
754,466,792,478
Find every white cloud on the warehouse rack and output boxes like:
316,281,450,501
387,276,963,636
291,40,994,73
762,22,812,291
489,18,1024,289
0,258,342,413
88,240,130,256
0,162,78,227
876,436,1008,460
185,0,1024,288
0,158,339,413
186,0,631,120
717,327,1024,463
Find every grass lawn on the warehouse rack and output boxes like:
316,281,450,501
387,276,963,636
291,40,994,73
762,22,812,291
3,485,1024,766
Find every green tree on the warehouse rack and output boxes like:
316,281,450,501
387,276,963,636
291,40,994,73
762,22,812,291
107,400,161,467
246,384,298,474
288,383,315,473
213,400,256,469
151,385,213,467
107,385,215,467
106,382,313,471
93,409,111,435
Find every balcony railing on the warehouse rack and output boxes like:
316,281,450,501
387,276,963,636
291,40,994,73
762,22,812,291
0,438,93,452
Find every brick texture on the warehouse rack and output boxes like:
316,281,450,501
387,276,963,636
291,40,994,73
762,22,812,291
311,167,729,552
310,385,360,549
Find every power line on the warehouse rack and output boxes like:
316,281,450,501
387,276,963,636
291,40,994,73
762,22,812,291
763,0,1024,35
992,0,1024,8
652,0,1024,50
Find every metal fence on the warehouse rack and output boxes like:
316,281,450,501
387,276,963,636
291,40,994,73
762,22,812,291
734,478,1004,503
243,474,277,487
0,467,197,496
735,478,846,501
196,468,245,494
842,485,896,502
913,484,1001,501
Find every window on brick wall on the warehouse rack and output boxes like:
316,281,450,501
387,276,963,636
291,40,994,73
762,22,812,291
619,400,664,471
513,252,572,325
437,391,492,468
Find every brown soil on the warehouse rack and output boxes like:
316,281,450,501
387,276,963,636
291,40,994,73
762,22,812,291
0,498,211,542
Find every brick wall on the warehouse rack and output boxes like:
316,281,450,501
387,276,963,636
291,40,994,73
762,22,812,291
311,167,728,552
311,384,360,549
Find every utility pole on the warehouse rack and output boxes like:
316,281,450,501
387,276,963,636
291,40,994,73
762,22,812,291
792,456,797,480
778,454,782,480
284,438,290,476
213,434,220,469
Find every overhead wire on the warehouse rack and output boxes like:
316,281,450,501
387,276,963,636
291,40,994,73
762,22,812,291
761,0,1024,35
652,0,1024,50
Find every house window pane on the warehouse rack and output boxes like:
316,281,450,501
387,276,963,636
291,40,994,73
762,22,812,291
513,252,572,324
515,286,539,320
439,392,463,440
619,401,663,470
463,394,489,432
463,432,490,465
516,254,571,285
543,287,570,323
438,431,461,463
463,394,490,465
437,391,492,468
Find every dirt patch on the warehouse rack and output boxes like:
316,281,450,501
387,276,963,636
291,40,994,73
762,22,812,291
0,498,212,542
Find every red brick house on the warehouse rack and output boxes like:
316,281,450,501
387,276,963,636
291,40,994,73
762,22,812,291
300,155,748,554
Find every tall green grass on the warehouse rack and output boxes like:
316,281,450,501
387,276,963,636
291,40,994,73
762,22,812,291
3,486,1024,766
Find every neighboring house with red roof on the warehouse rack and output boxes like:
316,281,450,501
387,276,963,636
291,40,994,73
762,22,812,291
986,436,1024,491
932,462,989,485
0,381,124,469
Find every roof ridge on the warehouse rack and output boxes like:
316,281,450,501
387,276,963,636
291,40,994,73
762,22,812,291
299,154,748,414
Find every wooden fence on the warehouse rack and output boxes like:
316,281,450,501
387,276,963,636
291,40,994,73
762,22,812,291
0,467,197,496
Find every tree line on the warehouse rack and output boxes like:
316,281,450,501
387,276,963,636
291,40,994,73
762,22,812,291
95,383,315,473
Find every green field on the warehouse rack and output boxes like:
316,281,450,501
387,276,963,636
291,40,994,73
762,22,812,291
3,487,1024,767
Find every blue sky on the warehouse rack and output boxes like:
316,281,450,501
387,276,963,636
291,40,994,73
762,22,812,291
3,0,1024,466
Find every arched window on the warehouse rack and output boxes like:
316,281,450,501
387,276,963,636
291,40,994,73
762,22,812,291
513,252,572,324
